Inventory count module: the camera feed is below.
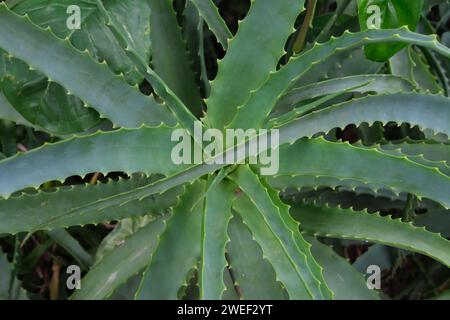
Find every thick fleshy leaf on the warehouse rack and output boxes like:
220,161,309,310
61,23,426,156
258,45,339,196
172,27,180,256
190,0,232,50
0,55,100,134
282,188,406,216
200,180,235,299
0,4,174,128
0,126,189,197
71,217,166,300
136,182,205,299
229,28,450,130
352,244,396,274
0,250,27,300
0,91,34,128
275,93,450,139
230,166,332,300
183,0,210,96
274,74,414,113
291,201,450,267
147,0,203,116
379,139,450,166
291,47,381,89
267,138,450,209
89,0,202,141
390,46,443,94
47,229,93,269
206,0,306,128
13,0,152,84
222,267,239,300
226,214,287,300
0,174,183,233
0,0,155,134
94,215,156,265
306,236,380,300
15,98,446,223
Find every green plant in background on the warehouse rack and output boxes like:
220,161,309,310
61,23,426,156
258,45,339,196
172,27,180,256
0,0,449,300
358,0,425,61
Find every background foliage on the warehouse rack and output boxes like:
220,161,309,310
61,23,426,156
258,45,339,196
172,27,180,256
0,0,449,300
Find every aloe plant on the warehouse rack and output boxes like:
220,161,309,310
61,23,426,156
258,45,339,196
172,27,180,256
0,0,449,300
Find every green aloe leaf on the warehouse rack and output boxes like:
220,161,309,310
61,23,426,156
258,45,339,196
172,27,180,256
88,0,203,142
189,0,232,50
305,236,380,300
0,55,100,134
268,138,450,209
0,174,182,233
0,126,189,197
199,180,235,299
0,0,155,134
357,0,425,61
47,229,93,269
226,214,287,300
18,239,53,275
291,201,450,267
222,267,239,300
13,0,152,85
183,0,210,96
5,91,446,226
291,47,382,89
136,182,205,299
415,207,450,239
4,89,446,223
275,74,414,113
206,0,306,128
71,217,167,300
0,0,447,301
147,0,203,116
230,166,332,300
0,4,174,128
389,46,443,94
276,93,450,140
230,28,449,130
0,91,35,129
94,215,156,265
0,249,27,300
378,139,450,166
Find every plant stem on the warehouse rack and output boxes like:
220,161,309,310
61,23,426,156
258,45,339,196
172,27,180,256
403,193,417,222
293,0,317,54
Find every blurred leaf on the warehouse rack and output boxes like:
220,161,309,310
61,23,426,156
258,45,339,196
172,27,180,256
48,228,93,270
358,0,425,61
